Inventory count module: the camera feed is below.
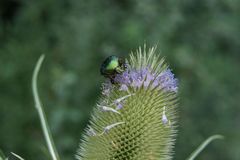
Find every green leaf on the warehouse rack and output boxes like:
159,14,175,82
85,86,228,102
0,149,6,160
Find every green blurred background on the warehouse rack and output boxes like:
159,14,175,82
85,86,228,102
0,0,239,159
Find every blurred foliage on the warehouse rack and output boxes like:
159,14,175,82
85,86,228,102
0,0,239,160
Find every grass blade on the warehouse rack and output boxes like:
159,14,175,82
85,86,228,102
186,134,224,160
32,55,60,160
11,152,24,160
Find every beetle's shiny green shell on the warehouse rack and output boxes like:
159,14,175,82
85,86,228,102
100,55,126,81
100,56,119,75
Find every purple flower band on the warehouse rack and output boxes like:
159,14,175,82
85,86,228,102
102,67,178,96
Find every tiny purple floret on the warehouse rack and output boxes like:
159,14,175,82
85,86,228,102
115,103,123,110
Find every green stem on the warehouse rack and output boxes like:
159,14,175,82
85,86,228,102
186,134,224,160
32,55,60,160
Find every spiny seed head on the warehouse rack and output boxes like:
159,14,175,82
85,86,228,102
77,46,179,160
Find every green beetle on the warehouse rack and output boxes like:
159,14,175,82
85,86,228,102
100,55,126,83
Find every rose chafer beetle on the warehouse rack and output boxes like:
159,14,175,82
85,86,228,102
100,55,127,83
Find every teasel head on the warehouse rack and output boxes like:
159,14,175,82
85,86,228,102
76,46,179,160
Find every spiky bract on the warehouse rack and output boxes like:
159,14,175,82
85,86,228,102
77,46,179,160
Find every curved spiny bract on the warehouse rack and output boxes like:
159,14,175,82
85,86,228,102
77,46,179,160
